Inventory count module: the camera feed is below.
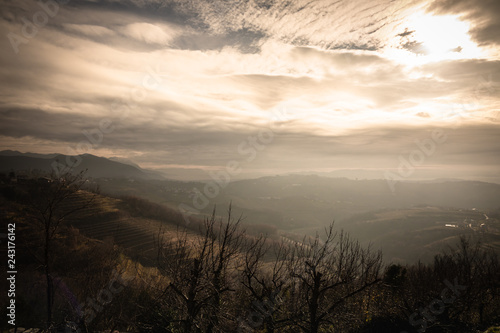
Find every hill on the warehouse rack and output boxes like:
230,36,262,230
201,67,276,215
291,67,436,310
0,151,165,180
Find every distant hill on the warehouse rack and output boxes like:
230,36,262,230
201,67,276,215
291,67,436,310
94,173,500,228
225,175,500,213
0,149,59,159
0,151,165,180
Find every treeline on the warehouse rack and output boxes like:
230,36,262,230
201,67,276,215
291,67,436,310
1,177,499,333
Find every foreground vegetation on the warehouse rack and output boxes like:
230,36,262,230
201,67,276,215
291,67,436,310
1,175,499,332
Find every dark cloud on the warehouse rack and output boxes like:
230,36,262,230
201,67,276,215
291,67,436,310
330,42,380,51
171,28,266,53
401,40,428,55
396,27,428,55
0,107,102,143
397,28,415,38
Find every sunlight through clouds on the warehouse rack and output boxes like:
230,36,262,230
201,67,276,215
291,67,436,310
385,10,485,66
0,0,499,180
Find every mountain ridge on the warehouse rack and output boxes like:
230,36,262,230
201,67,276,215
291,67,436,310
0,150,165,180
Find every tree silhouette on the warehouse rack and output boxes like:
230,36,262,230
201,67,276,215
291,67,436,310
27,170,97,330
286,223,383,333
158,206,244,332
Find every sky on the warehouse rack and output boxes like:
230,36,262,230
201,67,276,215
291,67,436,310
0,0,499,182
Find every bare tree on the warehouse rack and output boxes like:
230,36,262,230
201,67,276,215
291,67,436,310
158,205,244,333
431,236,500,331
205,206,245,332
239,234,290,332
27,170,97,330
286,223,382,333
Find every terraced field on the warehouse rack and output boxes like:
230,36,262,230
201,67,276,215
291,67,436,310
60,191,186,265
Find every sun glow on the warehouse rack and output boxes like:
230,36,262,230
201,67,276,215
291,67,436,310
387,11,483,66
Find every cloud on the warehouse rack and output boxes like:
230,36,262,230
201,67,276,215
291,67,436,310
3,105,499,181
426,0,500,47
63,23,115,37
122,22,177,45
0,0,499,181
401,40,428,55
419,59,500,88
166,0,424,51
